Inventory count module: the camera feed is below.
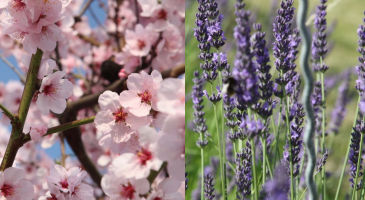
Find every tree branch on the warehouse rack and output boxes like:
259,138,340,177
18,49,43,126
0,103,15,120
0,49,43,171
59,111,102,187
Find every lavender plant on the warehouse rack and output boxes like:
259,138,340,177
187,0,365,199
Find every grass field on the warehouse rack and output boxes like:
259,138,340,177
185,0,365,199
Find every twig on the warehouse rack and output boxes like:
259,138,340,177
297,0,318,199
77,34,101,47
76,0,94,21
22,116,95,143
0,54,26,83
134,0,140,24
59,134,67,166
0,103,15,120
147,162,167,184
113,0,123,52
55,43,63,71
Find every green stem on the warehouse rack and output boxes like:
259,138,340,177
262,134,267,184
265,153,273,179
273,99,283,165
23,116,95,142
210,84,227,200
218,72,228,200
18,49,43,127
284,95,295,200
0,103,15,120
334,97,360,200
360,165,365,200
251,138,258,200
200,135,205,200
320,69,326,200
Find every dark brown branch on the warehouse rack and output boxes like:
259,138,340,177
59,111,102,187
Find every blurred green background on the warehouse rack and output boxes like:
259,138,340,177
185,0,364,199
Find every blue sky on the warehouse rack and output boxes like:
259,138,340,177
0,0,107,159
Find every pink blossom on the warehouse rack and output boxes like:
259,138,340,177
124,24,158,57
46,165,94,200
3,0,66,53
115,51,141,74
0,167,34,200
157,78,185,116
29,124,48,142
38,58,57,78
23,24,62,54
110,126,162,179
101,173,149,200
3,81,23,113
95,91,150,144
147,178,184,200
119,70,162,117
37,71,73,114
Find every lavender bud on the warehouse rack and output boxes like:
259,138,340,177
312,0,328,69
317,150,329,172
262,161,290,200
329,71,351,134
192,71,209,147
349,119,365,189
284,103,304,177
236,142,252,198
204,173,216,200
232,0,260,107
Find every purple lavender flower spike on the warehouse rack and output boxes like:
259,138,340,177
195,0,227,82
349,120,365,189
284,102,304,177
312,81,323,136
356,12,365,115
207,14,226,49
236,141,252,199
224,94,241,141
204,86,222,103
232,0,260,108
317,149,329,172
204,172,216,200
240,115,265,139
262,161,290,200
192,71,209,147
329,71,351,135
312,0,329,72
251,23,275,119
252,23,273,101
273,0,300,97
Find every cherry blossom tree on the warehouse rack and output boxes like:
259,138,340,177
0,0,185,199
